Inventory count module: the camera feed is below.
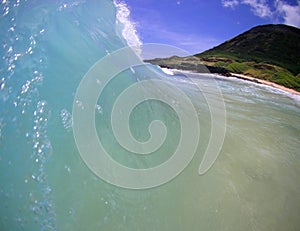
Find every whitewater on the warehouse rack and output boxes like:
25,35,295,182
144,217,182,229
0,1,300,230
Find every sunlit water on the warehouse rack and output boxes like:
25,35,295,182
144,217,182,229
0,1,300,230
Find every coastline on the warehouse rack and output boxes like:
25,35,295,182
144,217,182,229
159,66,300,96
229,73,300,96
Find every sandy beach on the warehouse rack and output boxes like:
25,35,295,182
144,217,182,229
162,67,300,97
229,73,300,96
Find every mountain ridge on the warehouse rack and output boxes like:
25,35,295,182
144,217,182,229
197,24,300,75
145,24,300,91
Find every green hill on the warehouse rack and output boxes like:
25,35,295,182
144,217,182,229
146,24,300,91
196,24,300,76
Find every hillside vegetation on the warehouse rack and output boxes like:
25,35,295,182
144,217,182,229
146,24,300,91
196,24,300,91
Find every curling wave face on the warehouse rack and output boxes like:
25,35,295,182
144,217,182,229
0,1,300,231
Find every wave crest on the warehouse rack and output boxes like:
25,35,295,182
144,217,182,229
114,1,142,53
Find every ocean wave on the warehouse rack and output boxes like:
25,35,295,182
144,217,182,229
114,0,142,54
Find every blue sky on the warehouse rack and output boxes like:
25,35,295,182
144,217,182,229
124,0,300,54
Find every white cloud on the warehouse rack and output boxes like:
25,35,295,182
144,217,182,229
221,0,300,28
275,0,300,27
221,0,272,18
242,0,273,18
222,0,239,8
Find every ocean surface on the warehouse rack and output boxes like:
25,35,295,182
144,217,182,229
1,1,300,230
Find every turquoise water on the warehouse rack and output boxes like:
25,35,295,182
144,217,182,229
1,1,300,230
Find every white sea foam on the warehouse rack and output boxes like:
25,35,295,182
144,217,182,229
114,1,142,54
209,73,300,102
161,68,175,75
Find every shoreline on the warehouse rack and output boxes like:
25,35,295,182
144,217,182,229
228,73,300,96
160,66,300,96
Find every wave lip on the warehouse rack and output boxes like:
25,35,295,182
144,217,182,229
114,0,142,54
